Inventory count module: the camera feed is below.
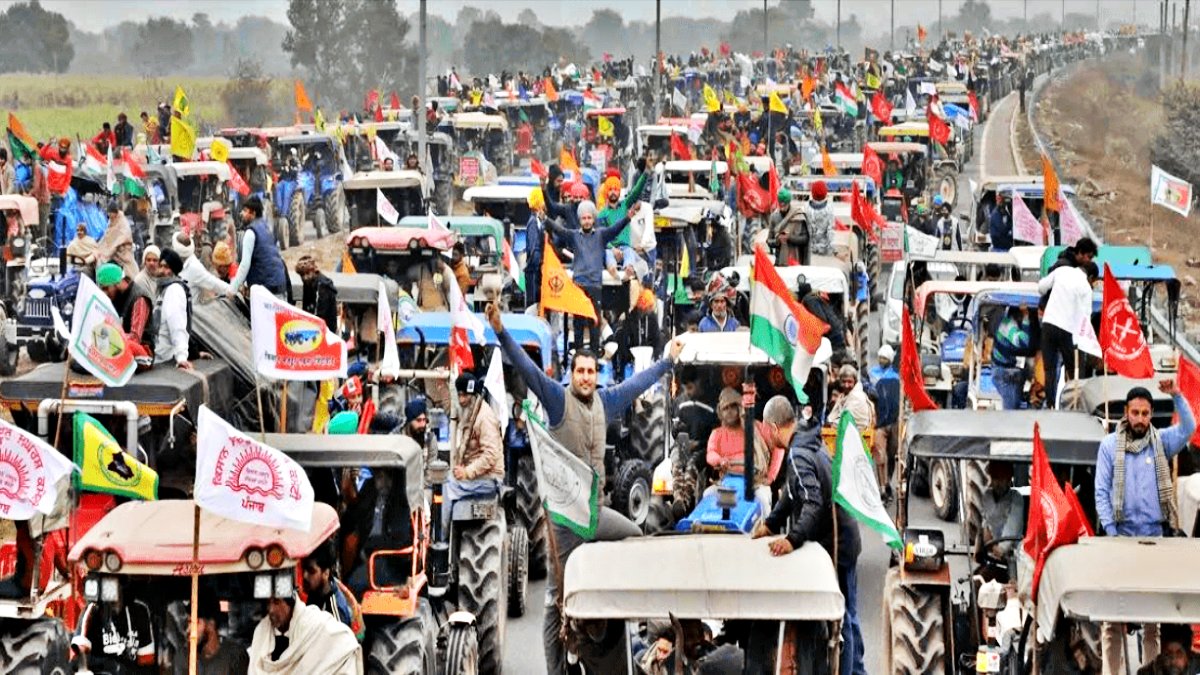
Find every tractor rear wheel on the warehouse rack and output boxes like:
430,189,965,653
513,453,547,580
886,567,947,674
0,618,71,675
612,459,652,528
930,458,958,522
629,386,667,464
936,168,958,211
962,459,988,546
443,623,479,675
366,600,436,675
312,204,327,239
855,301,871,372
506,524,529,618
325,184,345,233
274,215,289,251
287,191,306,247
0,338,17,377
457,515,507,674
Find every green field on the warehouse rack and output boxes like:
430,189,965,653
0,74,290,142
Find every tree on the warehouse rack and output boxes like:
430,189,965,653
0,0,74,74
517,9,541,29
580,9,625,61
221,59,280,126
134,17,194,75
461,21,591,77
1151,82,1200,190
954,0,993,35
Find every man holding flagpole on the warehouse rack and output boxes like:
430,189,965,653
486,302,681,675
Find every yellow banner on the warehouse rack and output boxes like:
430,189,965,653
170,116,196,160
73,412,157,501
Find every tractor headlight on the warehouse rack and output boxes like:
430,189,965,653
274,572,294,598
100,576,120,602
253,573,273,599
83,577,99,601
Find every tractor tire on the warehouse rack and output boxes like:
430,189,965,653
856,302,871,371
935,168,958,211
886,567,947,674
325,184,345,233
312,205,327,239
506,524,529,618
287,191,306,247
629,386,667,464
513,453,548,580
866,245,881,310
443,623,480,675
274,216,289,252
457,515,507,674
909,457,931,498
0,339,16,377
962,459,988,547
0,618,71,675
611,459,653,528
930,458,958,522
366,600,437,675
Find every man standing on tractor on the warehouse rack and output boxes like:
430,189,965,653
442,373,505,531
1037,260,1098,408
487,302,683,675
1095,381,1195,675
152,249,195,371
97,263,154,369
865,345,899,502
804,180,835,258
295,255,338,334
229,196,289,300
525,188,547,306
770,188,809,265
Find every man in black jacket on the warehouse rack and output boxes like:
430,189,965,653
797,281,846,362
296,256,338,335
752,396,864,675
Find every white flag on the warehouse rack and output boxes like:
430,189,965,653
1058,187,1085,247
1012,193,1045,245
194,405,314,531
905,88,917,118
1073,309,1102,357
377,280,400,379
1151,164,1193,217
250,285,347,381
105,144,116,192
672,87,688,112
483,347,509,431
523,402,599,539
0,420,76,520
428,209,453,238
64,275,137,387
373,135,398,167
376,189,400,225
832,412,901,549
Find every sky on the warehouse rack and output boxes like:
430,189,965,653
3,0,1162,35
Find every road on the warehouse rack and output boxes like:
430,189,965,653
501,92,1026,674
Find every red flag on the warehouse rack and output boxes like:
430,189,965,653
917,24,928,43
1023,423,1087,600
46,160,71,196
226,161,251,197
849,181,882,244
870,89,893,124
900,306,939,411
1178,356,1200,447
530,158,547,179
669,131,692,160
736,172,770,217
766,159,780,210
927,106,951,145
373,105,384,123
967,91,980,121
365,89,380,111
1100,264,1155,379
389,91,400,110
861,144,884,193
450,326,475,371
1064,482,1095,537
719,41,731,57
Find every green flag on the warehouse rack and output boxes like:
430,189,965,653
832,411,901,549
523,401,599,539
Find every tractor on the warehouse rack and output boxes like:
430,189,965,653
272,134,347,246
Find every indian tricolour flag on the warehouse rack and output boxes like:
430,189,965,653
834,81,858,117
503,238,525,292
523,401,599,539
83,144,107,174
832,411,902,548
749,245,827,404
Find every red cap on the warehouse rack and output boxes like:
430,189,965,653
342,376,362,399
811,181,828,201
568,182,591,199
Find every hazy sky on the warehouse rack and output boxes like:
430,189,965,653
2,0,1160,35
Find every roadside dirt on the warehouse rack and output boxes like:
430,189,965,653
281,232,345,271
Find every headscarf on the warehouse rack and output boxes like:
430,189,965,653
527,187,545,212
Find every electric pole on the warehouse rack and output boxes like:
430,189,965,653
837,0,842,49
1184,0,1191,80
417,0,426,177
763,0,769,55
939,0,943,38
890,0,895,50
655,0,661,119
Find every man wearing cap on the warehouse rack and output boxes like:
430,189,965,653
211,241,235,284
698,293,739,333
1096,380,1195,674
804,180,835,258
866,345,900,499
328,376,363,418
827,364,874,431
442,374,505,530
770,188,809,265
295,256,338,334
133,246,160,301
399,397,436,470
229,196,288,300
487,302,682,674
525,188,547,305
97,263,154,369
170,232,231,303
39,137,73,197
151,249,194,370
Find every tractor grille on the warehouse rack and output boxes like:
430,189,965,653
23,298,51,320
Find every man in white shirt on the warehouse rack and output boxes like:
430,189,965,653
171,232,231,303
152,249,194,370
1036,260,1099,408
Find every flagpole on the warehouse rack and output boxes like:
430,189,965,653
255,376,268,439
279,381,289,432
187,504,201,675
52,353,73,449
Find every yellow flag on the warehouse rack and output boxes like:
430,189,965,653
341,249,357,274
723,90,738,106
703,84,721,113
769,91,789,114
541,236,597,321
209,137,230,163
173,85,190,118
314,108,326,132
865,71,882,90
812,107,824,132
680,240,691,277
597,116,614,138
74,412,158,501
560,147,579,173
170,116,196,160
821,146,838,177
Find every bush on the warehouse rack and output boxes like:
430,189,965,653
1150,81,1200,188
221,60,279,128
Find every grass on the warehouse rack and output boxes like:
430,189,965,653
0,74,290,142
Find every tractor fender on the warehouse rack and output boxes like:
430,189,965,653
448,610,477,626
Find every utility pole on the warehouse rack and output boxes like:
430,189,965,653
763,0,769,55
1184,0,1191,80
938,0,943,38
837,0,842,49
655,0,661,119
890,0,895,50
417,0,426,178
1062,0,1066,29
1024,0,1029,29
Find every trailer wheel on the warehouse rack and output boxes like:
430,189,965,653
930,458,958,521
886,567,947,674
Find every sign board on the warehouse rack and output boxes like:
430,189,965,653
880,221,905,263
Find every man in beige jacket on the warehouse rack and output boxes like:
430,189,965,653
442,373,505,530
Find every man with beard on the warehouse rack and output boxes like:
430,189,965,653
1137,625,1195,675
295,255,338,334
97,263,154,369
1096,381,1195,675
247,594,360,674
698,293,739,333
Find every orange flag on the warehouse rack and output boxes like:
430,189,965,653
559,147,579,173
917,24,928,43
294,80,313,112
801,75,816,102
1042,154,1060,212
541,237,597,322
544,77,559,102
821,146,838,177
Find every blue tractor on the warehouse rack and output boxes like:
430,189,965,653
272,134,346,247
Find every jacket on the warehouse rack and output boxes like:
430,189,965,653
456,397,504,481
865,364,900,427
805,200,834,256
1037,265,1093,335
827,382,874,430
770,202,808,265
546,216,631,288
801,294,845,349
240,218,287,294
152,278,191,365
988,206,1013,251
180,255,230,302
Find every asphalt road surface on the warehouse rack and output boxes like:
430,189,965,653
501,92,1022,673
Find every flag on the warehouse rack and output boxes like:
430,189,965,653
967,91,980,121
1058,188,1084,246
1022,423,1086,600
503,238,525,292
120,176,147,198
294,80,313,112
597,116,614,138
375,279,401,380
1064,482,1094,538
250,285,347,381
83,144,107,174
833,411,902,548
195,406,314,531
170,116,196,160
812,107,824,133
46,159,71,195
376,188,400,225
917,24,928,43
1012,193,1044,245
560,147,579,173
582,89,601,109
736,172,771,217
1177,356,1200,447
834,81,858,116
905,88,917,118
544,78,559,102
1100,263,1155,379
870,89,893,124
901,306,939,411
703,84,721,113
821,145,838,177
209,138,230,164
373,104,384,123
850,181,882,243
57,275,137,386
768,90,789,114
227,161,251,197
540,236,598,322
314,108,326,132
1151,164,1193,217
669,131,691,160
865,71,882,90
801,75,816,102
522,401,599,538
1042,155,1060,212
927,107,951,145
530,158,547,179
446,264,483,373
484,348,509,432
0,420,76,520
104,144,116,192
862,143,884,191
749,245,828,404
6,113,35,161
766,160,780,209
389,91,400,110
173,86,190,118
373,135,398,166
708,149,720,194
679,240,691,278
672,87,688,112
73,412,157,501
